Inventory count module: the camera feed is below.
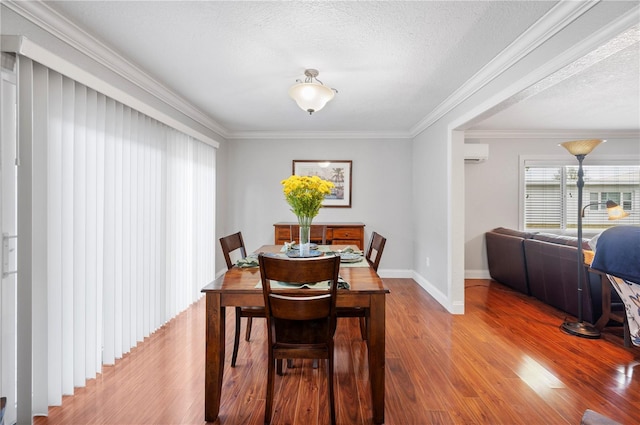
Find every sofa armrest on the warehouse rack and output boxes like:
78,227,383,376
485,231,530,294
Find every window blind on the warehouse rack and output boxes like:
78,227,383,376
524,161,640,231
524,166,563,229
22,57,215,412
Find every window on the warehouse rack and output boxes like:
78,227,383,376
523,161,640,232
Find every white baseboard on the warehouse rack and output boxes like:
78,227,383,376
465,269,491,279
377,268,413,279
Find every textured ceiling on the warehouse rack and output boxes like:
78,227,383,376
469,25,640,132
26,1,640,137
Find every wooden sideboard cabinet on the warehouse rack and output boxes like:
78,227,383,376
274,222,365,250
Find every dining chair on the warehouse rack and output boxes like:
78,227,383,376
0,396,6,425
219,231,266,367
259,254,340,425
337,231,387,340
365,231,387,272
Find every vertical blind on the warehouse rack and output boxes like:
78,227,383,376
25,58,215,410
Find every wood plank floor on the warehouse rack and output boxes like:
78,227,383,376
34,278,640,424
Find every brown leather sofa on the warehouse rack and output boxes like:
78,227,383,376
485,227,534,295
523,233,602,323
485,227,621,324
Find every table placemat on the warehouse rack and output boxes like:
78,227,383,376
255,276,350,290
253,249,369,267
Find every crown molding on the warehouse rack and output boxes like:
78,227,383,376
226,130,413,140
464,129,640,140
410,1,601,137
4,0,230,139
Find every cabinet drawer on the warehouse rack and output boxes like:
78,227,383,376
332,239,361,248
276,227,292,240
332,228,362,240
325,229,333,240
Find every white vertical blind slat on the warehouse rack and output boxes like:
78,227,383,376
95,92,106,371
31,61,49,415
85,87,98,380
73,83,87,388
121,107,132,353
113,101,124,360
46,70,63,406
61,76,75,396
102,97,116,366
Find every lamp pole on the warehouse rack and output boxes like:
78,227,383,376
576,153,586,326
559,139,604,339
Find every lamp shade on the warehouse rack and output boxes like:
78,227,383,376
606,200,630,220
559,139,604,156
288,82,335,114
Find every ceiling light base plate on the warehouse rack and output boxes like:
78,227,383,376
304,69,319,79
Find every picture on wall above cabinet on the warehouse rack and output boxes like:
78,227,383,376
292,160,352,208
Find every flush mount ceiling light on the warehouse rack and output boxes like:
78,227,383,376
288,69,337,115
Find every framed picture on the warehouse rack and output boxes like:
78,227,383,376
292,160,352,208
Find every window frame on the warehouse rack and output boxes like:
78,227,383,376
519,154,640,234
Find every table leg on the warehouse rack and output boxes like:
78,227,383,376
205,293,225,422
368,293,386,424
594,272,612,331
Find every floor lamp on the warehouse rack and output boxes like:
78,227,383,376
559,139,604,339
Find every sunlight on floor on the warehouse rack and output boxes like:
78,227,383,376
614,361,640,389
517,355,565,394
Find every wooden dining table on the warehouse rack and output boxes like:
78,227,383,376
201,244,390,424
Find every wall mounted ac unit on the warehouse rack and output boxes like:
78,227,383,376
464,143,489,163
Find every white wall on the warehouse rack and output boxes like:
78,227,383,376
464,137,640,278
217,137,413,277
411,122,459,311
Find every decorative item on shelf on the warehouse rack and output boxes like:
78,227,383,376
281,175,334,257
288,69,338,115
559,138,605,339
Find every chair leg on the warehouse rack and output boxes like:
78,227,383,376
277,359,284,376
328,352,336,425
265,354,276,425
231,307,241,367
623,316,632,348
245,317,253,341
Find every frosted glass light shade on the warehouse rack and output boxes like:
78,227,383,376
606,201,630,220
560,139,604,156
288,82,335,114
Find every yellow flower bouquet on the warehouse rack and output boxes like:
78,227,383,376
281,175,334,223
281,175,334,252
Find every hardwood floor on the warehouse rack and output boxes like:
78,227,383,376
34,278,639,424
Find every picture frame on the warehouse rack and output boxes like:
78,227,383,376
292,160,352,208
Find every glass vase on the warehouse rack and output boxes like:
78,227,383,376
298,216,312,257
